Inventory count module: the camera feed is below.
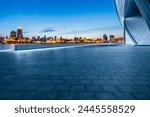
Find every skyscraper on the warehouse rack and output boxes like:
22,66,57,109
44,35,47,40
0,36,4,43
110,35,115,43
103,34,108,42
10,31,16,40
17,27,23,40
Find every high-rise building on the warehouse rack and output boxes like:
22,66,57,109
37,36,40,40
32,36,36,40
17,27,23,40
0,36,4,43
44,35,47,40
110,35,115,43
60,36,63,40
103,34,108,42
54,36,58,40
10,31,16,40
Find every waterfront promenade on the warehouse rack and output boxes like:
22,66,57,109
0,45,150,100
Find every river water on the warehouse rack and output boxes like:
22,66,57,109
0,44,14,50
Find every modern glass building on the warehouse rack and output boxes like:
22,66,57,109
114,0,150,45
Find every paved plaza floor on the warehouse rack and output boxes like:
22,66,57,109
0,45,150,100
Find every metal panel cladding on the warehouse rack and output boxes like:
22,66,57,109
114,0,150,45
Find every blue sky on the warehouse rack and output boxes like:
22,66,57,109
0,0,122,38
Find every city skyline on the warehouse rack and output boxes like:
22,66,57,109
1,26,122,39
0,0,122,38
0,27,123,44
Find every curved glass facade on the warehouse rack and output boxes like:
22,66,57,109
115,0,150,45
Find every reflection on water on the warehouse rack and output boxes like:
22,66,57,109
0,44,14,50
